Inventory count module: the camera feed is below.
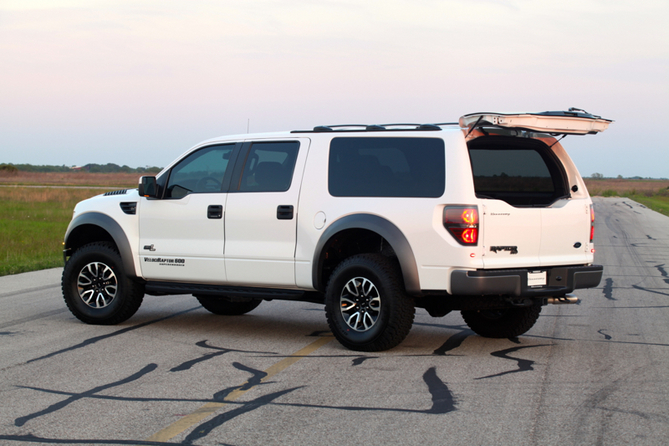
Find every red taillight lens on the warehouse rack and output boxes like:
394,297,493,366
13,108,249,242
590,204,595,242
444,206,479,245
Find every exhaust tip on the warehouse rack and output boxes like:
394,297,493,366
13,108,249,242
546,294,580,305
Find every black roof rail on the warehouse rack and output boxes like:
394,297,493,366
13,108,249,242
291,122,459,133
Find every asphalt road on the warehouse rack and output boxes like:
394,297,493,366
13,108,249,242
1,197,667,445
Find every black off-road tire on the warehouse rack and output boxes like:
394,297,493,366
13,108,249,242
461,305,542,338
325,254,415,352
195,295,262,315
62,242,144,325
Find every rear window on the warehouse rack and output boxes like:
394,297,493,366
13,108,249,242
468,136,568,206
328,137,445,197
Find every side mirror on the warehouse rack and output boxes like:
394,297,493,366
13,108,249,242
138,176,157,198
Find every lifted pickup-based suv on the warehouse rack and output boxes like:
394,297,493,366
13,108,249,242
62,109,610,351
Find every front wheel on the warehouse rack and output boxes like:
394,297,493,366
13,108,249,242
62,242,144,325
461,305,542,338
325,254,415,352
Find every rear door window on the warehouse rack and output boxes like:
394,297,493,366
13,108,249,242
238,141,300,192
329,137,445,197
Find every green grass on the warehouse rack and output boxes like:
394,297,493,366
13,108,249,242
0,188,106,276
626,194,669,216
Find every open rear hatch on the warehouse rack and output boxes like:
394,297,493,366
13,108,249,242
460,109,611,271
460,108,612,135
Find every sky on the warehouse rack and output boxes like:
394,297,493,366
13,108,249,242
1,0,668,178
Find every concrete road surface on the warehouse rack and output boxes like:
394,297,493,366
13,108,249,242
0,197,667,445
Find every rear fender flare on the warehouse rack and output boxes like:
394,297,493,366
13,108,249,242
312,214,420,295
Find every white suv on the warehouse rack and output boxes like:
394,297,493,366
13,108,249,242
62,109,610,351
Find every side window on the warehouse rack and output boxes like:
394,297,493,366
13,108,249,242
165,144,235,199
328,137,445,197
238,141,300,192
467,135,568,206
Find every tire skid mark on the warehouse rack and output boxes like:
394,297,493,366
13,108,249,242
170,340,276,372
597,329,612,340
631,284,669,297
0,283,60,299
14,385,217,404
475,344,549,380
655,263,669,284
603,278,616,300
0,308,69,331
573,368,666,442
27,306,200,364
183,387,303,444
213,362,269,401
351,356,377,366
422,366,458,414
270,367,458,415
0,433,177,445
433,330,470,356
14,364,158,427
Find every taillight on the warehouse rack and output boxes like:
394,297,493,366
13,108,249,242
444,206,479,245
590,204,595,242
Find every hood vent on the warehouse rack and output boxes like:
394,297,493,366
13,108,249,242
104,189,128,196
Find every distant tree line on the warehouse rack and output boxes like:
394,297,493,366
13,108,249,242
590,172,667,180
0,163,162,174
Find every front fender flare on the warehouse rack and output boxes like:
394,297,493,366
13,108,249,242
64,212,138,278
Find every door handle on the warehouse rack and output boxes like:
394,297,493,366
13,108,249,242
277,205,294,220
207,205,223,219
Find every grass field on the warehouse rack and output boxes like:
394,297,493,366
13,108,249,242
0,173,667,277
0,185,122,276
584,178,669,216
0,170,141,187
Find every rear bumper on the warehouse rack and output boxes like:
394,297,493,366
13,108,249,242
450,265,603,297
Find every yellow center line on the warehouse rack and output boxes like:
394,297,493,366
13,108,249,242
145,336,333,442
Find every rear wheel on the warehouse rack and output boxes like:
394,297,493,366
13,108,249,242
461,305,542,338
62,242,144,325
325,254,415,352
195,295,262,315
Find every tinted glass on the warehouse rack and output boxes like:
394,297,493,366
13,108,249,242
239,141,300,192
328,137,445,197
469,149,555,193
166,144,234,199
467,136,568,206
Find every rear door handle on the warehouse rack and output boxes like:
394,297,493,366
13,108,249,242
207,205,223,219
277,205,294,220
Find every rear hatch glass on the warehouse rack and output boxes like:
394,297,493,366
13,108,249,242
468,136,568,207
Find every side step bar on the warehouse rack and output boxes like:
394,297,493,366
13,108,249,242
545,294,580,305
145,281,324,304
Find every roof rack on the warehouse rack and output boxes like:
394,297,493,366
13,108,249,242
291,122,459,133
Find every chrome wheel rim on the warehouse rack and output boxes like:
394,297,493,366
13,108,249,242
77,262,118,308
340,277,381,332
